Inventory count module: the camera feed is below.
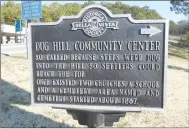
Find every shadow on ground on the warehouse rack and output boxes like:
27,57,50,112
169,42,189,48
168,42,189,59
168,65,189,73
0,79,72,128
168,53,187,59
1,54,27,59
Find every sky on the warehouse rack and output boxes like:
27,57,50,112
1,1,188,23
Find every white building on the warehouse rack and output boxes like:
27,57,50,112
1,24,26,44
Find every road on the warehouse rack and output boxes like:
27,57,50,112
1,43,28,55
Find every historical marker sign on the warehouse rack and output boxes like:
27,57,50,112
29,5,168,112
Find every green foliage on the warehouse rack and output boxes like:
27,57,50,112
1,1,162,25
169,20,177,34
177,20,188,25
42,3,82,22
1,0,182,36
49,2,62,21
102,1,161,19
169,44,189,59
111,2,127,14
42,5,53,22
1,13,5,24
82,1,95,8
64,3,82,15
177,23,189,34
169,0,189,34
179,31,189,46
170,0,189,16
1,1,21,25
1,1,188,35
171,20,189,35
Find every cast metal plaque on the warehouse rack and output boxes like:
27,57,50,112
29,5,169,111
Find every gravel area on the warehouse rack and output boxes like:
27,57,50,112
0,53,188,127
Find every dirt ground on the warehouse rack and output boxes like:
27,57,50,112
0,52,188,127
114,54,189,127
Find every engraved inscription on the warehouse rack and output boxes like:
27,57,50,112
97,97,117,104
31,6,166,109
121,98,138,104
145,90,160,97
37,95,65,102
138,63,160,70
146,54,160,61
71,54,96,61
97,89,115,95
53,41,70,51
46,54,68,61
101,63,133,70
74,41,123,51
69,96,95,103
99,54,119,61
127,41,160,51
123,54,142,61
36,42,49,51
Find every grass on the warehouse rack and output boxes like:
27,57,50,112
168,42,189,59
169,36,181,41
115,121,128,127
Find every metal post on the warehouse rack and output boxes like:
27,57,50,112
25,20,28,59
87,112,105,128
15,32,17,44
20,31,21,43
66,110,105,128
20,20,22,44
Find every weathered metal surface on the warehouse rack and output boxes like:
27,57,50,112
29,5,169,112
